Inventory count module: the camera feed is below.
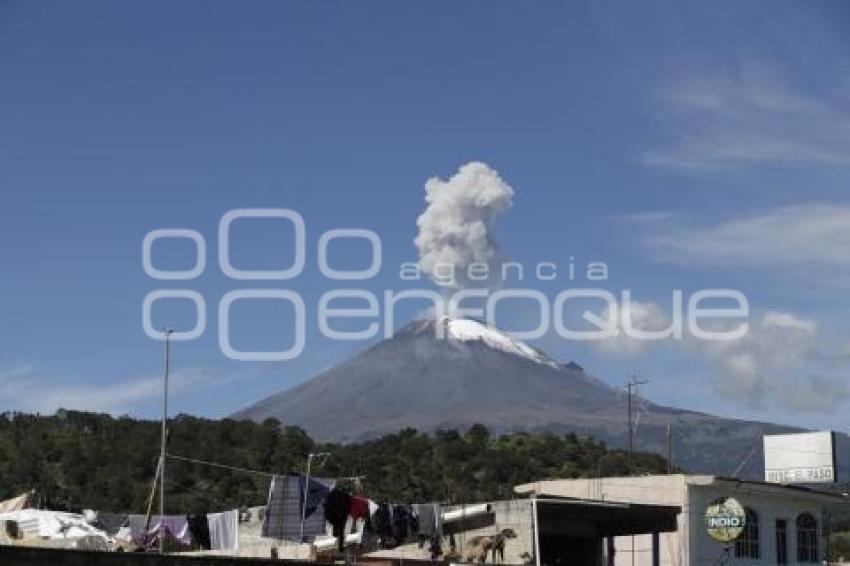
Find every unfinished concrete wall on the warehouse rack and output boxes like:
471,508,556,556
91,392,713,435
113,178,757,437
366,500,536,564
516,475,690,566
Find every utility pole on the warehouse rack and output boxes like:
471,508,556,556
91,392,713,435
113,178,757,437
667,424,673,474
625,373,648,566
159,328,173,554
624,374,649,469
300,452,330,542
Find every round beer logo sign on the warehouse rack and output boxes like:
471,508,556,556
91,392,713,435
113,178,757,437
704,497,746,543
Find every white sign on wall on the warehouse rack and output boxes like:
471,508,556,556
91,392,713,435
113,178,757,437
764,431,835,484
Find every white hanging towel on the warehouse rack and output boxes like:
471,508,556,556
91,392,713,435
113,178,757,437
207,509,239,552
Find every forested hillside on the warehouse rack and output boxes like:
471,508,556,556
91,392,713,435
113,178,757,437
0,410,669,514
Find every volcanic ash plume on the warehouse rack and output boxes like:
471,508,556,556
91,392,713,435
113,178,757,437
415,161,514,292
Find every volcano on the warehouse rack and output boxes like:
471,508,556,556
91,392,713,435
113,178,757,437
232,316,843,477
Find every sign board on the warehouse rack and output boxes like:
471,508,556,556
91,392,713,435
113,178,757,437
764,431,836,484
704,497,746,543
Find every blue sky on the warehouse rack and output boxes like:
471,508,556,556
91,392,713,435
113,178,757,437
2,1,850,433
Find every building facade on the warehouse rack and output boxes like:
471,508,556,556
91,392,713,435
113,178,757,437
515,474,845,566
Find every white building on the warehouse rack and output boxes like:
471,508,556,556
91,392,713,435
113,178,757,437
515,474,846,566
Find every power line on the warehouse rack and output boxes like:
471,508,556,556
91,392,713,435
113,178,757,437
162,477,266,507
731,429,763,479
166,453,365,483
166,454,277,478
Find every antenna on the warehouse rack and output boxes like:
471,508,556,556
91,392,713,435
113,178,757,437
731,427,764,479
624,373,649,471
159,327,173,554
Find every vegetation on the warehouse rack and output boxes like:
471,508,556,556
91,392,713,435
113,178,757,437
0,410,670,514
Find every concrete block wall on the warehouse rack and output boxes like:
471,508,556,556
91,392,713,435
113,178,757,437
367,500,536,564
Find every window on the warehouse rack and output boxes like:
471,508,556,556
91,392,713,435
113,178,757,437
796,513,819,563
775,519,788,565
734,508,760,559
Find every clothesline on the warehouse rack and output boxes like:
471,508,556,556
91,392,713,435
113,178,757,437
166,453,366,483
166,454,277,478
161,478,260,506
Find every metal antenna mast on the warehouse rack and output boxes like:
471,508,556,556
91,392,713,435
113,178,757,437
625,373,649,466
159,328,173,554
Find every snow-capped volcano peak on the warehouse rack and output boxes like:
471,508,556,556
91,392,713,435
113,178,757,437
435,315,558,368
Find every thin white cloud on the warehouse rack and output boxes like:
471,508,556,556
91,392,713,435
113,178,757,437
695,311,848,413
0,361,35,383
644,65,850,169
777,374,849,413
0,364,241,415
592,300,674,355
698,311,820,407
590,303,849,413
640,204,850,267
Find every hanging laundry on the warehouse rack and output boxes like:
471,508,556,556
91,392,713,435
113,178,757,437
324,488,352,551
371,503,395,548
187,514,211,550
128,514,192,548
413,502,442,556
207,509,239,551
93,513,128,537
391,505,417,541
0,509,109,540
413,503,442,539
349,495,371,521
302,475,336,519
263,474,327,541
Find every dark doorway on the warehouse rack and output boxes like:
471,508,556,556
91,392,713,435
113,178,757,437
534,499,680,566
776,519,788,565
540,535,600,566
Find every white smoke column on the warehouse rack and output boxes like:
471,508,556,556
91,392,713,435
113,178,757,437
415,161,514,292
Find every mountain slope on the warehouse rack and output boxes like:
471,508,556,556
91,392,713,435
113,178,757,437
233,317,834,477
